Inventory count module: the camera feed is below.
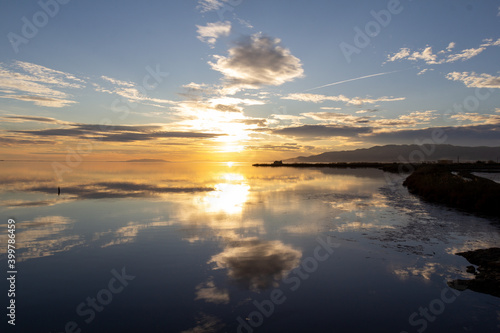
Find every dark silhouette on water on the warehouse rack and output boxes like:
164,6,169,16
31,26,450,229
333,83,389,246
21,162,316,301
58,186,60,196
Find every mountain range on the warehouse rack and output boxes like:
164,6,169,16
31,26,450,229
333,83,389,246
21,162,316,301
285,145,500,163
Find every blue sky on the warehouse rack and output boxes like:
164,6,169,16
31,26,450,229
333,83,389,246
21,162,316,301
0,0,499,161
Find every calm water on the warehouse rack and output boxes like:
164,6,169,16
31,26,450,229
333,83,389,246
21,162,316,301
1,162,499,333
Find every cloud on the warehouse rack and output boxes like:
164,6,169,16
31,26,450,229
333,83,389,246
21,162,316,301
445,47,486,62
407,46,441,64
11,123,223,142
320,107,342,110
13,61,84,87
197,0,224,12
5,216,82,262
367,124,500,146
209,238,301,291
271,114,305,121
387,48,411,62
245,143,314,151
197,21,231,47
181,314,223,333
29,182,214,200
450,112,500,125
417,68,434,76
0,95,76,107
446,72,500,89
282,93,405,106
386,38,500,65
209,34,304,91
195,279,229,304
272,124,373,138
301,112,372,124
100,75,135,87
0,61,83,107
95,76,176,106
0,115,67,124
355,109,379,114
0,136,56,146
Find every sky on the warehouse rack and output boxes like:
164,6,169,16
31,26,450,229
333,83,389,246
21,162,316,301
0,0,499,162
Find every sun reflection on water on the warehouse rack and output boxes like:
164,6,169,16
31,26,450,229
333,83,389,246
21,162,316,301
197,173,250,215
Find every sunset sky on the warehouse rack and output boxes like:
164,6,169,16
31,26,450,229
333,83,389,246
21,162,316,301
1,0,499,162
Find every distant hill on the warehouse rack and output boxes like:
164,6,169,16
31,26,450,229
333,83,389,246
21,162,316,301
285,145,500,163
125,159,169,162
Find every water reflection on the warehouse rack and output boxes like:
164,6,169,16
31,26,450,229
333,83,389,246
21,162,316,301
195,278,230,304
0,215,83,262
209,237,302,291
1,162,500,332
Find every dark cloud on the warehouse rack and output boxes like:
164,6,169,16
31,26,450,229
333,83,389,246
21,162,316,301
368,124,500,145
2,115,62,123
12,128,88,137
0,136,56,145
11,123,222,142
246,143,315,151
210,34,304,90
27,182,214,200
214,104,241,112
236,118,268,127
272,125,373,138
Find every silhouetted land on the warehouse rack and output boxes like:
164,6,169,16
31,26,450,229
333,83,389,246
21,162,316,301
403,165,500,218
448,248,500,298
253,162,500,174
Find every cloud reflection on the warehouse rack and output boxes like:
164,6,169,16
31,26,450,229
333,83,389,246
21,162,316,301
209,238,302,291
195,278,230,304
0,216,83,262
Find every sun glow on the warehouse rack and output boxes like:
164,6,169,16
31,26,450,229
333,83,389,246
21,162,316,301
197,172,250,215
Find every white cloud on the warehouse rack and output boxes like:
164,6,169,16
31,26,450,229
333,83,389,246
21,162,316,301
0,61,83,107
209,34,304,92
446,72,500,89
386,48,410,62
14,61,85,88
0,95,77,107
450,112,500,125
480,38,500,47
237,18,253,29
197,0,224,12
417,68,434,76
101,75,135,87
95,75,176,106
407,46,441,64
445,47,486,62
386,38,500,65
282,93,405,106
320,107,341,110
196,21,231,47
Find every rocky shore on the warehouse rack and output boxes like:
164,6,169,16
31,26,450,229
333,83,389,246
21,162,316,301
448,248,500,298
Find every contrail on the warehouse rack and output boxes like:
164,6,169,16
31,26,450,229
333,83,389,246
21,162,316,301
304,70,402,92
